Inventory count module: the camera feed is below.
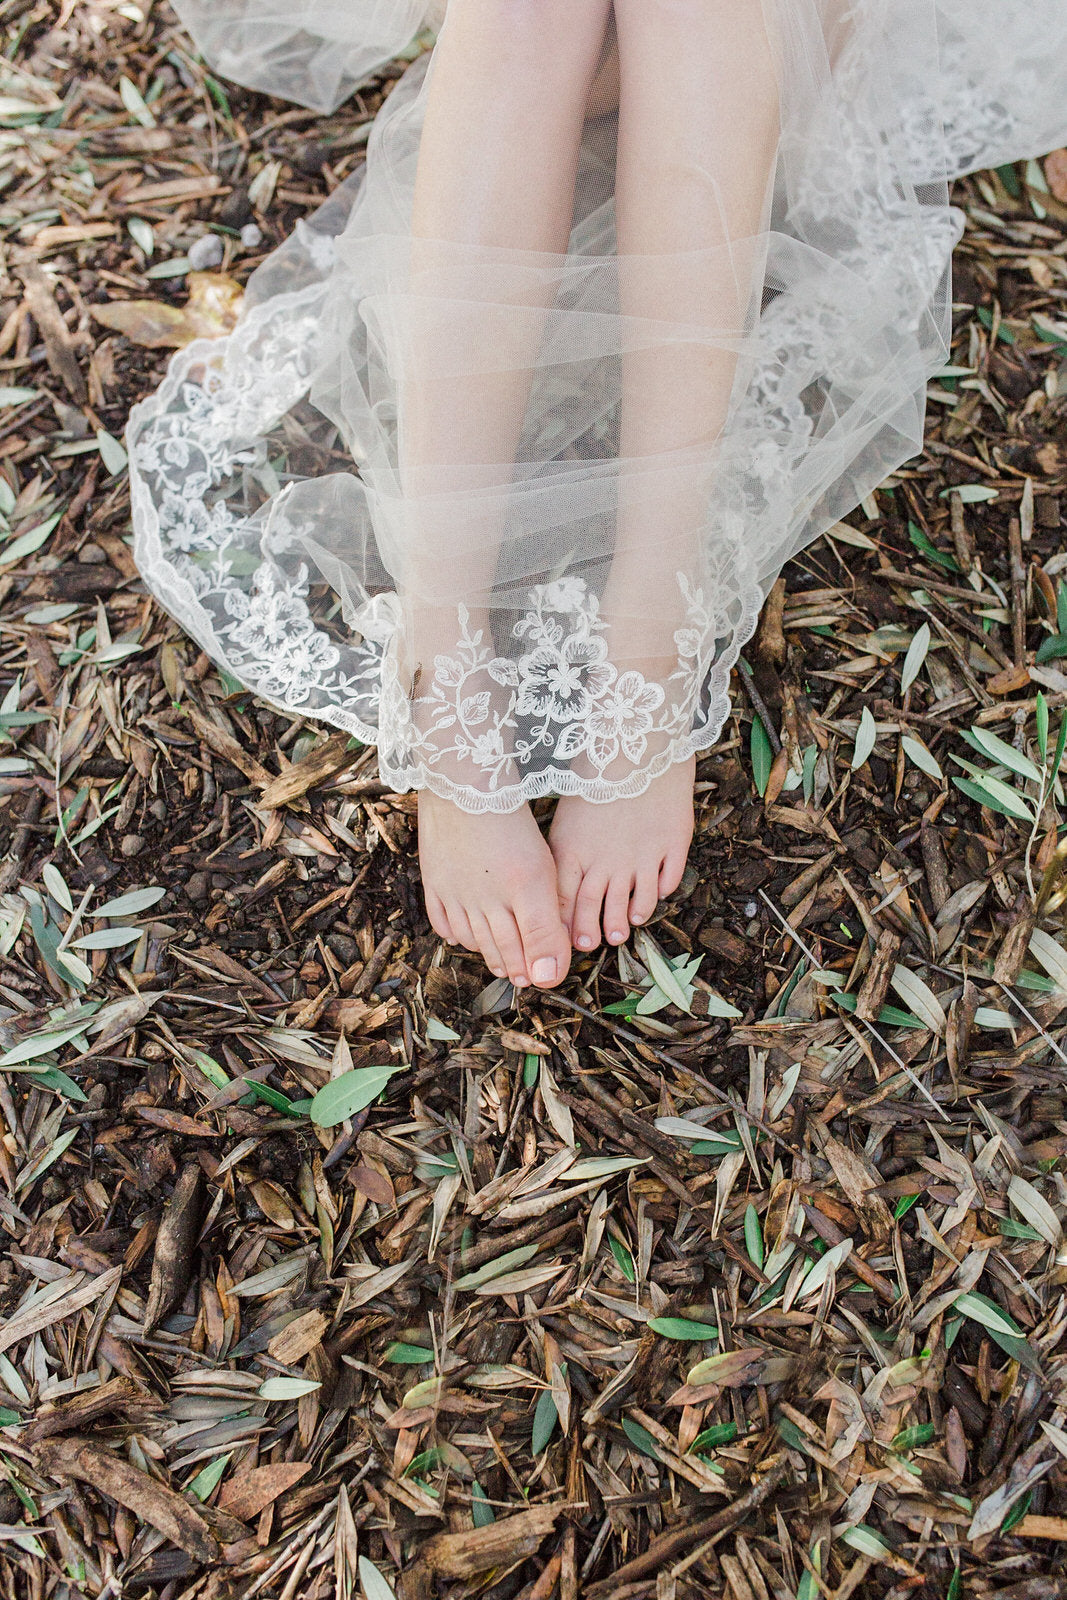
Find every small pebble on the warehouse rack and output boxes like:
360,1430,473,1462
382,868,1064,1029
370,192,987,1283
185,871,210,903
120,834,145,858
77,542,107,565
240,223,263,249
187,232,224,271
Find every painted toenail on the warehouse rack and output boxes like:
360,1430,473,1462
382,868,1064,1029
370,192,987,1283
576,935,593,951
531,958,557,984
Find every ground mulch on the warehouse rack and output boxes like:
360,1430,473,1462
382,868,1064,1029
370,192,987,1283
3,4,1067,1597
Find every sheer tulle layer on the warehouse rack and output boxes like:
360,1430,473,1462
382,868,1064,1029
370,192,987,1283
129,0,1067,810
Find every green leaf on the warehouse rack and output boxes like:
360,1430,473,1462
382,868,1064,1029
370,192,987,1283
952,775,1034,823
424,1016,460,1041
1035,634,1067,665
1,515,62,566
999,1217,1043,1241
939,483,999,503
894,1194,920,1220
1053,711,1067,780
471,1481,495,1527
900,624,931,694
648,1316,720,1342
892,1423,935,1452
902,735,943,780
908,520,960,572
531,1388,559,1455
635,932,693,1014
609,1235,636,1283
358,1556,397,1600
453,1245,540,1292
383,1343,435,1365
621,1417,661,1460
523,1051,540,1088
852,706,878,770
744,1204,765,1269
308,1063,402,1128
954,1291,1023,1340
777,1414,811,1456
946,1566,962,1600
26,1066,89,1102
96,429,128,476
751,715,773,796
118,74,156,127
1037,692,1050,762
840,1525,890,1558
127,217,154,256
72,928,144,951
17,1127,77,1190
1002,1489,1033,1534
42,863,73,912
962,727,1043,785
832,991,926,1029
95,886,165,918
689,1422,737,1453
0,1020,89,1066
187,1453,230,1500
258,1377,321,1400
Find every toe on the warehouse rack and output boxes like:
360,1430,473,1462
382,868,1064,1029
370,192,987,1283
553,850,585,938
514,888,571,990
446,905,479,955
603,876,634,946
471,914,508,980
425,890,454,943
628,867,661,929
488,910,529,989
572,872,608,953
658,848,688,902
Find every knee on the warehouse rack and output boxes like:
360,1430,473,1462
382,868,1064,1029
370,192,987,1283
453,0,599,53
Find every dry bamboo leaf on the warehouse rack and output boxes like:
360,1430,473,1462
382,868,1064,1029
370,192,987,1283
91,273,243,348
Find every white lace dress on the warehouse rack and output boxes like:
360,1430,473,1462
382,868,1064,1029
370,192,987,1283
128,1,1067,811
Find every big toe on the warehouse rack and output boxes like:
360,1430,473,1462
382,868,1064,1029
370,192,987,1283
514,885,571,989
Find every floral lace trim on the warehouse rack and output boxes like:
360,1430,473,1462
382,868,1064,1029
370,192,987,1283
127,283,759,812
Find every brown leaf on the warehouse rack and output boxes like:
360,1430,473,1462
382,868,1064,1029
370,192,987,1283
18,259,87,402
257,732,360,809
419,1506,564,1578
36,1437,216,1562
1046,149,1067,204
91,272,243,348
218,1462,312,1522
267,1309,327,1364
143,1163,201,1335
23,1377,152,1443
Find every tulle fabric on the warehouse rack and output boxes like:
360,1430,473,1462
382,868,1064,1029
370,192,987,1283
129,1,1067,811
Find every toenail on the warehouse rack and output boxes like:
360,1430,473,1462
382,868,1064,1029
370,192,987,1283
576,935,594,951
609,930,627,944
531,958,557,985
630,914,645,925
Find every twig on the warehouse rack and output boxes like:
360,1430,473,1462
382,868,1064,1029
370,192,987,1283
736,657,782,754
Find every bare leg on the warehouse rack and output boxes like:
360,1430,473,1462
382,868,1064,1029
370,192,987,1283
551,0,781,951
408,0,612,988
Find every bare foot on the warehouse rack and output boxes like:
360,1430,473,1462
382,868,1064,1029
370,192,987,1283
419,792,572,989
550,757,695,952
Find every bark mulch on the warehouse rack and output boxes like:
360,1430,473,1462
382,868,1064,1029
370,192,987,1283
3,4,1067,1597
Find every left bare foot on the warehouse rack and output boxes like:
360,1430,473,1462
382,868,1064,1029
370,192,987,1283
549,756,695,951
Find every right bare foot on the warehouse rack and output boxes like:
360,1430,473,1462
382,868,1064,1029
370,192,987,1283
418,792,572,990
